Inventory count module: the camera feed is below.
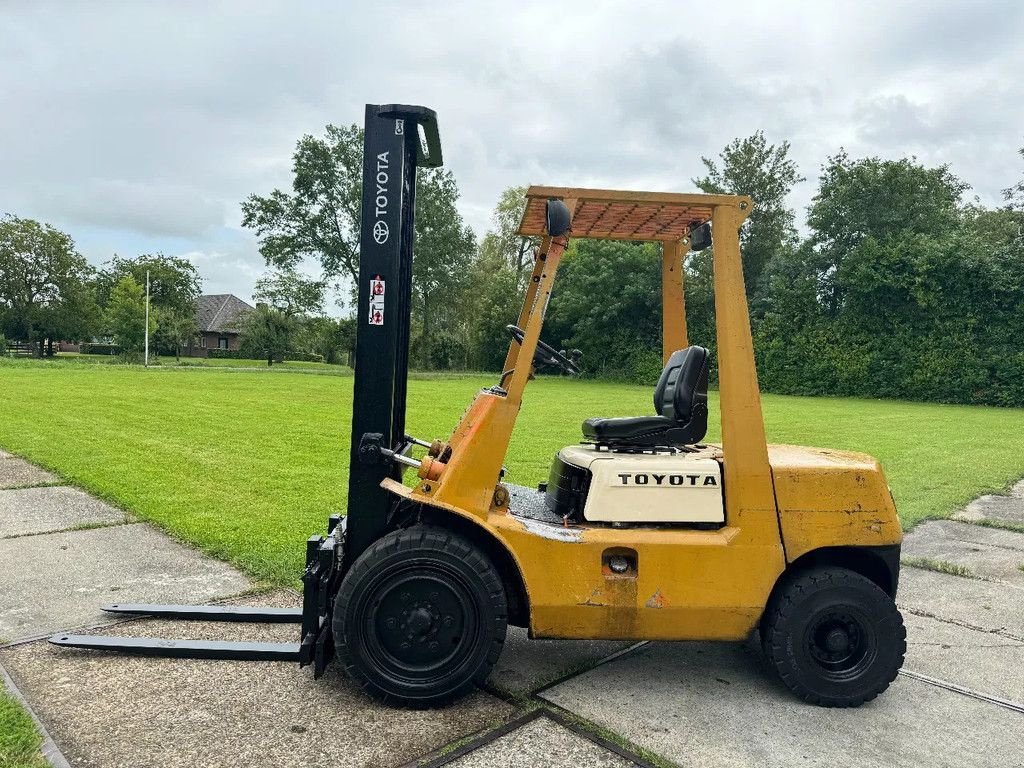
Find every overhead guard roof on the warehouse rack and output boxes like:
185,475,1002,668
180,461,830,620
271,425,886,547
518,186,750,242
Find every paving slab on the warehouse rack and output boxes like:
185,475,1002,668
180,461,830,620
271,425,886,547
0,452,58,489
902,519,1024,586
0,485,130,538
488,628,632,696
0,523,251,641
900,567,1024,638
448,715,634,768
955,481,1024,526
903,610,1024,703
0,591,517,768
541,641,1024,768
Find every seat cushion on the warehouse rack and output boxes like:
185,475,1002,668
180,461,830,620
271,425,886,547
582,415,675,443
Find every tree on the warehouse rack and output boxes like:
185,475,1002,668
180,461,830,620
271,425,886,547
963,202,1024,250
751,151,1024,405
253,267,326,317
301,315,355,365
239,304,298,366
462,250,521,371
250,266,326,360
159,307,198,362
409,169,477,368
96,253,200,355
241,124,363,288
241,125,480,348
807,152,969,315
0,215,99,355
96,253,200,313
1004,145,1024,213
36,279,102,356
477,186,537,288
694,132,804,305
106,275,156,357
545,240,663,382
461,187,543,371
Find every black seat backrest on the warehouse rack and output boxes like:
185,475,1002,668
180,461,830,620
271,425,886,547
653,346,709,424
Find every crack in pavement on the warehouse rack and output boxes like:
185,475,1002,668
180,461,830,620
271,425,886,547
898,669,1024,715
908,641,1024,648
0,519,134,541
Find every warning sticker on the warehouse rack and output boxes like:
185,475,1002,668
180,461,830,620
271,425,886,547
368,275,385,325
368,301,384,326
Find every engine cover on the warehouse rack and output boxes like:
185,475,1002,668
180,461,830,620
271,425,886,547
547,445,725,525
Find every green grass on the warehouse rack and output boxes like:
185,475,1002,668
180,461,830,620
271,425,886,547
3,353,345,373
168,356,344,371
969,518,1024,535
0,690,46,768
900,556,975,578
2,359,1024,587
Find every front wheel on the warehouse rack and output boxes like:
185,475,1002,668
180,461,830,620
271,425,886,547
762,566,906,707
333,525,507,708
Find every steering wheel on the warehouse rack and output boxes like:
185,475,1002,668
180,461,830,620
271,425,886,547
507,325,581,376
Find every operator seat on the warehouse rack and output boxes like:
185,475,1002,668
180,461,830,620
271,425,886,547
582,346,709,449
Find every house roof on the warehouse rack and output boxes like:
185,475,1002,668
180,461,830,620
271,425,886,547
196,294,254,334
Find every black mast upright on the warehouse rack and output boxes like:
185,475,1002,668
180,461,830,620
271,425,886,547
346,104,442,562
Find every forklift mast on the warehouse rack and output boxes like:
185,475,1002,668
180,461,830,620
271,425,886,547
347,104,442,562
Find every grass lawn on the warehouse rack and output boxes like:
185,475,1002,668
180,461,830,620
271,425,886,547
169,357,345,371
2,360,1024,588
0,690,45,768
50,352,345,372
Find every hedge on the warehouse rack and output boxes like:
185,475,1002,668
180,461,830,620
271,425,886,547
285,352,325,363
80,343,122,355
206,349,325,363
206,349,255,360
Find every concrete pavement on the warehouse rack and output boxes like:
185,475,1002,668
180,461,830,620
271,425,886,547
2,446,1024,767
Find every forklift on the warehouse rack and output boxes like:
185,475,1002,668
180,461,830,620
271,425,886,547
51,103,906,709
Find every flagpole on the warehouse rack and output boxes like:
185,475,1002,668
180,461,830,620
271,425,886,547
144,269,150,368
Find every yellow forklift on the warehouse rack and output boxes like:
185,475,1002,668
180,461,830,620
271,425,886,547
53,104,905,709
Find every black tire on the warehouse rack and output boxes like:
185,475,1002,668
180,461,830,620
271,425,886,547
332,525,507,707
762,566,906,707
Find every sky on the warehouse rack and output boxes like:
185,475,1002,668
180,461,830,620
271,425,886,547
2,0,1022,311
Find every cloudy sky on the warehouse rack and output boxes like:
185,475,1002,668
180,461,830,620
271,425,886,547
2,0,1022,310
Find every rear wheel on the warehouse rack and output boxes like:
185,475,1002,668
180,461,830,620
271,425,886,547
333,525,507,707
762,566,905,707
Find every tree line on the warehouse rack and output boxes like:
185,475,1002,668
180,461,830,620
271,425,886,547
540,139,1024,408
0,226,354,365
0,236,197,360
4,119,1023,406
247,122,1024,406
550,142,1024,406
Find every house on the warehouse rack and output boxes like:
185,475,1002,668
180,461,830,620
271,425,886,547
186,294,254,357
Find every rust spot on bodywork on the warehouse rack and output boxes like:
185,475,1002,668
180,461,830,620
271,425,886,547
578,588,608,607
645,589,667,609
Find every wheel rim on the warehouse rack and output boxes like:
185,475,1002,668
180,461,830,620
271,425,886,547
358,560,482,685
803,607,877,680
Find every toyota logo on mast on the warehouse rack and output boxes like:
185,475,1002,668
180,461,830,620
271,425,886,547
372,150,391,244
